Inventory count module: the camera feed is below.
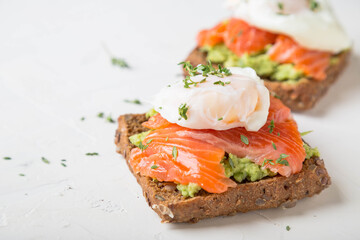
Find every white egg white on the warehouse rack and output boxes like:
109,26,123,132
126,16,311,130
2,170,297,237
152,67,270,131
226,0,351,53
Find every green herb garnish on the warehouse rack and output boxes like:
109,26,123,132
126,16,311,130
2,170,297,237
3,157,11,160
151,165,158,169
262,159,274,167
241,135,249,145
268,120,275,133
80,117,85,121
165,137,169,141
218,117,223,121
276,154,290,166
300,130,313,136
138,142,149,152
286,225,291,231
19,173,25,177
178,103,189,120
124,99,142,105
61,159,66,162
41,157,50,164
106,116,115,123
86,152,99,156
272,142,277,150
278,2,284,10
111,57,129,68
61,163,67,167
228,157,235,169
97,112,104,118
178,61,232,88
309,0,319,11
172,146,178,160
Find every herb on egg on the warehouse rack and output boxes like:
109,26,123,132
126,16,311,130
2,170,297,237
41,157,50,164
172,146,178,160
178,103,189,120
111,57,129,68
61,163,67,167
241,135,249,145
309,0,320,11
19,173,25,177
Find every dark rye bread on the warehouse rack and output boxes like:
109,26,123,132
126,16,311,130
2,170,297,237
115,114,331,223
184,47,350,111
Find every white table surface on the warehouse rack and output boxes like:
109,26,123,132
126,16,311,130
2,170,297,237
1,0,359,239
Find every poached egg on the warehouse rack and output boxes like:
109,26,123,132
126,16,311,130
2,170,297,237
226,0,351,53
152,67,270,131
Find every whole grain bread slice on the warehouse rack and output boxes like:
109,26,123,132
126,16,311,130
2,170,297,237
115,114,331,223
184,47,350,111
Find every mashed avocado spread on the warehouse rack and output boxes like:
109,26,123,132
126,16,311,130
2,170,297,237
128,111,321,198
201,44,303,82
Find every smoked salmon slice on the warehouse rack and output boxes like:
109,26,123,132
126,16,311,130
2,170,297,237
197,18,276,55
268,35,332,81
197,19,331,81
130,97,305,194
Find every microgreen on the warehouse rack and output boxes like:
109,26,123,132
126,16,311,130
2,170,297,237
124,99,142,105
172,146,178,160
41,157,50,164
300,130,313,136
86,152,99,156
241,135,249,145
111,57,129,68
272,142,277,150
276,154,290,166
178,103,189,120
268,120,275,133
262,159,274,167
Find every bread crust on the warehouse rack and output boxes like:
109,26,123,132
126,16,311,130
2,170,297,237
115,114,331,223
184,47,350,111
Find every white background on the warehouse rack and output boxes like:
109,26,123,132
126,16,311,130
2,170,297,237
0,0,359,239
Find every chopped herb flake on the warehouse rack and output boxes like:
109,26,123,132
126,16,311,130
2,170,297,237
61,163,67,167
80,117,85,121
268,120,275,133
278,2,284,10
111,57,129,68
309,0,319,11
276,154,290,166
218,117,223,121
106,116,115,123
178,103,189,120
262,159,274,167
41,157,50,164
300,130,313,136
286,225,291,231
172,146,178,160
19,173,25,177
241,135,249,145
151,165,158,169
61,159,66,162
138,142,149,152
272,142,277,150
3,157,11,160
124,99,142,105
86,152,99,156
97,112,104,118
165,137,169,141
228,157,235,169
